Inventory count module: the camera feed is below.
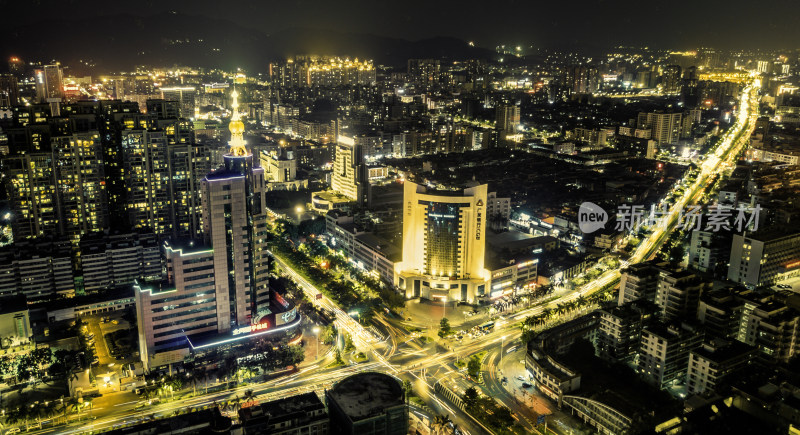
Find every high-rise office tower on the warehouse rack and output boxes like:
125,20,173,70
201,90,270,330
395,182,489,303
160,86,196,119
496,103,521,148
34,64,64,102
331,142,368,206
567,65,599,94
8,56,24,76
661,65,682,94
637,112,682,146
135,241,218,369
495,104,520,133
407,59,441,87
0,74,20,107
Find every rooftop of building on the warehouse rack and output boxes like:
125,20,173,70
744,224,800,242
327,372,404,421
621,260,668,277
355,232,401,261
105,407,230,434
0,237,73,260
163,238,212,253
312,190,353,203
691,340,755,363
79,230,158,252
240,392,326,427
40,285,135,313
0,293,27,314
643,321,703,341
599,299,659,320
486,229,535,251
205,166,248,180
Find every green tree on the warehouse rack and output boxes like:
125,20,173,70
487,405,515,428
438,318,452,338
467,357,481,379
402,379,413,402
462,386,479,409
320,325,337,345
343,333,355,352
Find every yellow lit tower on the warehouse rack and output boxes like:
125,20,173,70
201,88,271,330
228,89,248,157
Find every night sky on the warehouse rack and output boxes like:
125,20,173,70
1,0,798,51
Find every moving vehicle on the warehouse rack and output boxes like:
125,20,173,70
478,321,495,332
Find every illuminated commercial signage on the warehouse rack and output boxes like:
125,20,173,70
232,321,270,336
280,308,297,324
476,199,483,240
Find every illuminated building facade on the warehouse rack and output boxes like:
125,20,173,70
637,111,682,146
270,57,376,88
201,90,270,329
331,142,367,205
395,182,490,304
34,64,64,102
80,231,162,293
728,227,800,289
495,104,520,133
407,59,441,88
122,112,210,239
660,65,682,94
0,238,74,301
135,92,296,371
135,241,218,370
0,74,20,107
5,132,108,243
567,65,599,94
160,86,197,119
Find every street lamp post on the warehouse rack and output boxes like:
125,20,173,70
500,335,507,369
312,326,321,360
295,205,303,224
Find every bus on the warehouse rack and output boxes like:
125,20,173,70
478,321,495,332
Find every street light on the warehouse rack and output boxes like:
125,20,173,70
500,335,508,368
312,326,321,360
295,205,303,223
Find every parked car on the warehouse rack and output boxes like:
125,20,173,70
522,382,532,388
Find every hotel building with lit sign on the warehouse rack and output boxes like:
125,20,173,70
395,182,491,303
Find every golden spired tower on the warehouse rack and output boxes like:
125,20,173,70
228,89,248,156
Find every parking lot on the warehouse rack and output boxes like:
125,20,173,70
80,311,138,394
